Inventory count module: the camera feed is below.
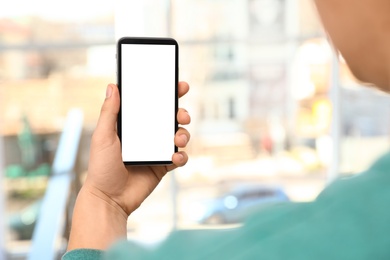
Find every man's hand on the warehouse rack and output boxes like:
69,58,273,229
67,82,191,250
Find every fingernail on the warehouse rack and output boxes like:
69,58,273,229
106,85,113,99
177,153,184,161
180,134,188,144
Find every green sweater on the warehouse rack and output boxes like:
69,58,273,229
63,152,390,259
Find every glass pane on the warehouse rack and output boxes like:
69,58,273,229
2,0,389,256
1,2,115,257
339,62,390,174
114,0,333,242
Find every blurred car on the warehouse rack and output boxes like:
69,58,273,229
190,185,289,225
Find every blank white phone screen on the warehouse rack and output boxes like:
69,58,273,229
121,44,176,162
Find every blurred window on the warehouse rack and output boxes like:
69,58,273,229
2,0,390,255
0,1,116,256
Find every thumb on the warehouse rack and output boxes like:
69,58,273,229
95,84,120,135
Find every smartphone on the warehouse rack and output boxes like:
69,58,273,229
117,37,178,165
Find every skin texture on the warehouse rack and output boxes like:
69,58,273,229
314,0,390,91
68,82,191,250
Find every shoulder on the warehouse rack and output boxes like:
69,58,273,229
103,152,390,259
317,151,390,202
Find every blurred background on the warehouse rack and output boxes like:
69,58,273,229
1,0,390,259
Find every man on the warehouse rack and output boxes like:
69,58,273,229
64,0,390,259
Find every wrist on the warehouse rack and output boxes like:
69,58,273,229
82,183,129,220
67,185,128,250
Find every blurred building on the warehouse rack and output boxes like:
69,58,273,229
0,16,115,170
0,19,31,79
3,0,389,171
166,0,323,164
2,1,390,257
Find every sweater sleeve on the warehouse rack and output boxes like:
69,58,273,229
62,249,104,260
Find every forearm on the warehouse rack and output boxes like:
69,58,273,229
67,185,128,251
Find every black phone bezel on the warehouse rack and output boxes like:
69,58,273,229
117,37,179,165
